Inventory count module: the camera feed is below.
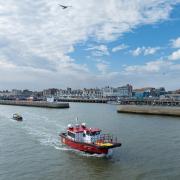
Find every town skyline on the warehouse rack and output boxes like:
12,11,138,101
0,84,179,92
0,84,179,94
1,84,180,102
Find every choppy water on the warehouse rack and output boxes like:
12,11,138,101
0,103,180,180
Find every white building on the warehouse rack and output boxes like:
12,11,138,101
102,87,114,97
82,88,103,98
166,94,180,101
0,90,13,97
102,84,132,97
12,89,22,96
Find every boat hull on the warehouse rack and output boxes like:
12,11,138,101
60,133,121,154
13,117,23,121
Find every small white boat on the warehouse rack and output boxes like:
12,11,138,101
12,113,23,121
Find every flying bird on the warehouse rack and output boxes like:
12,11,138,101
58,4,72,9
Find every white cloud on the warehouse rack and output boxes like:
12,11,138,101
112,44,128,52
0,55,16,68
86,45,109,56
121,57,180,90
144,47,160,55
96,61,120,81
131,47,142,56
171,37,180,48
124,60,171,74
131,46,160,56
96,62,109,74
169,49,180,60
121,43,180,89
0,0,179,88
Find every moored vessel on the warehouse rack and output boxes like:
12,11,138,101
60,123,121,154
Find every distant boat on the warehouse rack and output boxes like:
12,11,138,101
107,101,120,105
12,113,23,121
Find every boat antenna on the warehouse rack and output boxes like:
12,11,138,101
75,117,78,123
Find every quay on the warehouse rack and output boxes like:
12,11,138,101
0,100,69,108
58,98,107,103
119,99,180,106
117,105,180,116
117,99,180,116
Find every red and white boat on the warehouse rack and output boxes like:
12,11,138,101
60,123,121,154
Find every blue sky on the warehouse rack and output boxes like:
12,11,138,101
0,0,180,90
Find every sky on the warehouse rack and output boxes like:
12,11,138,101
0,0,180,90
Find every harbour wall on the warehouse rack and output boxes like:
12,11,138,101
117,105,180,116
0,100,69,108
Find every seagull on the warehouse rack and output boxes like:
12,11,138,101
58,4,72,9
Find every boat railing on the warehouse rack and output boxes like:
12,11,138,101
95,134,117,144
65,132,118,144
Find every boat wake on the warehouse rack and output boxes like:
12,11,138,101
54,144,110,158
81,152,107,158
77,150,113,158
54,146,72,151
19,113,67,150
11,113,114,158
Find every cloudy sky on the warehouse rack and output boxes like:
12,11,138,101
0,0,180,90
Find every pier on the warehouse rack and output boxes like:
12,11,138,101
117,99,180,116
119,99,180,106
57,98,108,103
0,100,69,108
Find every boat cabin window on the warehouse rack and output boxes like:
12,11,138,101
86,131,100,136
67,131,75,138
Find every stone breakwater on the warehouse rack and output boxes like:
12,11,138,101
0,100,69,108
117,105,180,116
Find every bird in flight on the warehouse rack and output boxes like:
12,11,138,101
58,4,72,9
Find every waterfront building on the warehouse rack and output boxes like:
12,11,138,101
175,89,180,94
165,94,180,101
33,91,43,98
22,89,33,97
102,86,114,97
43,88,59,97
12,89,22,96
57,88,83,98
133,87,155,99
102,84,133,98
57,89,67,97
0,90,13,97
133,87,166,99
66,87,72,94
154,87,166,97
82,88,103,98
70,89,83,97
116,84,133,97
